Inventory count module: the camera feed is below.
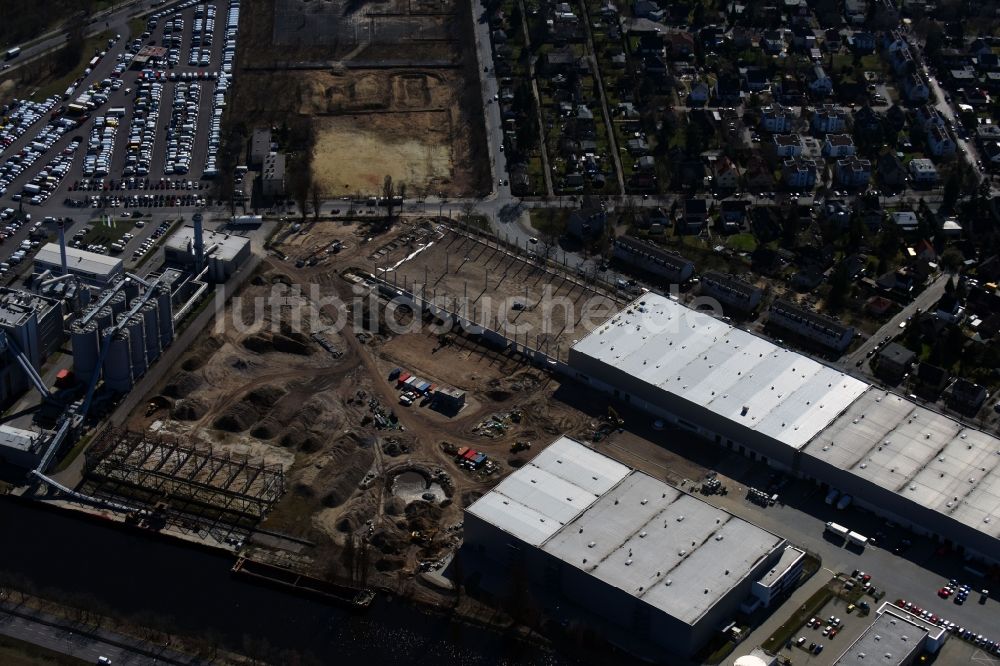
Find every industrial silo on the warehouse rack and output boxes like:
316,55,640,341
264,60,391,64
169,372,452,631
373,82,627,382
102,328,133,393
141,302,161,364
120,314,147,381
95,306,114,331
109,289,127,317
70,320,101,383
122,276,140,306
156,285,174,349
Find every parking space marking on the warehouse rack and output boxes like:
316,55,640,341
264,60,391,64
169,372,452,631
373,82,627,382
972,650,1000,665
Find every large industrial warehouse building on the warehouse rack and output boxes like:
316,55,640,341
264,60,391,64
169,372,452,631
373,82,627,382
568,293,1000,563
463,437,799,657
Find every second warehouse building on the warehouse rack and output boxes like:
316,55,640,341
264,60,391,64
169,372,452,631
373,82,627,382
463,436,803,657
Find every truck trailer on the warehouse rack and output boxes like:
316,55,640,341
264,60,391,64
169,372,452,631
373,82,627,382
825,522,849,539
847,531,868,547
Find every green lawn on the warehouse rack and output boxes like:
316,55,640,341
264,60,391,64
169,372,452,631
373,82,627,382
725,233,758,252
83,218,136,245
761,583,835,653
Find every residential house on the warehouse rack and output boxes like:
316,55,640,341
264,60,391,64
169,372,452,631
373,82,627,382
810,65,834,96
767,299,856,352
934,292,964,323
875,343,916,382
791,23,817,51
719,200,750,231
612,236,696,283
871,0,900,29
914,238,937,262
700,271,764,313
909,158,939,184
914,104,945,129
949,378,988,415
665,31,695,59
821,199,851,230
822,134,855,157
847,30,876,54
760,105,791,133
890,46,916,75
713,75,743,104
927,125,956,157
783,157,818,189
773,134,803,157
689,82,710,105
891,210,919,231
824,29,843,51
763,30,786,54
836,156,872,187
632,0,665,21
903,73,930,102
845,0,868,24
811,106,848,133
711,157,741,190
680,198,709,234
877,152,907,188
854,106,883,143
980,140,1000,169
567,198,607,240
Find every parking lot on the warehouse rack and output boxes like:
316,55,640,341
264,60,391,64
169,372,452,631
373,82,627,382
0,0,240,218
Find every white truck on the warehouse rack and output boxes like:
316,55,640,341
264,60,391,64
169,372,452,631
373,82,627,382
848,531,868,547
825,522,849,539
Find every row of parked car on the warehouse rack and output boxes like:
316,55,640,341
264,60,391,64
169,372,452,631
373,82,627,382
0,97,60,154
18,138,80,205
71,177,207,191
205,0,240,177
122,80,162,178
897,590,997,655
1,112,77,200
75,193,207,208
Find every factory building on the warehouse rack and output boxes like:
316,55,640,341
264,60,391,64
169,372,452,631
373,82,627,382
69,276,173,394
463,436,794,658
0,424,44,468
834,602,947,665
261,152,286,197
0,289,63,409
164,224,251,283
34,244,124,288
567,293,1000,563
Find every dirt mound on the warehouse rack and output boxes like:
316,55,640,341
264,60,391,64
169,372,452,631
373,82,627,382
181,336,222,371
244,385,287,410
273,333,313,355
487,390,512,402
405,500,443,531
213,401,259,432
172,398,208,421
250,418,281,439
385,496,406,515
162,371,202,398
375,558,404,572
242,334,274,354
317,439,375,508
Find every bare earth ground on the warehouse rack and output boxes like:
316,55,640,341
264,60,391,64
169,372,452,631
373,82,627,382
230,0,488,198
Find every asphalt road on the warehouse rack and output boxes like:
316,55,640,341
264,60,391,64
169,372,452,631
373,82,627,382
844,271,951,368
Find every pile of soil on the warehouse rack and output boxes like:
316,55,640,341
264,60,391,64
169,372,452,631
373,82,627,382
385,496,406,515
404,500,443,532
162,371,202,398
242,332,314,356
250,418,281,439
181,337,222,371
213,402,259,432
460,490,483,508
172,398,208,421
317,438,375,508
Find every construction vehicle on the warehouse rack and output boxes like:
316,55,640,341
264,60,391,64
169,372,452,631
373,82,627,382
511,441,532,453
608,406,623,427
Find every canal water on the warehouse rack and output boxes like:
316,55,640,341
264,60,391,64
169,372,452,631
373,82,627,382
0,499,571,665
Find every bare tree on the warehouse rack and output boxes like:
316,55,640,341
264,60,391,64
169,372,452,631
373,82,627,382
310,180,322,221
382,175,396,220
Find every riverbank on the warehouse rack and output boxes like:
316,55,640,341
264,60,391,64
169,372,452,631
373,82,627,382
0,496,574,664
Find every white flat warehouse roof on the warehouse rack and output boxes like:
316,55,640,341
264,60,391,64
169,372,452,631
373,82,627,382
166,225,250,263
468,438,785,626
35,244,123,277
804,389,1000,539
572,293,869,449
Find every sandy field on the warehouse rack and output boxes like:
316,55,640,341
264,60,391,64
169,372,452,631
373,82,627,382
312,112,453,195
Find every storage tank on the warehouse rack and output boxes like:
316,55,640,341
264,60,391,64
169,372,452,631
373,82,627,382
122,276,141,306
70,320,101,382
156,285,174,348
94,306,114,331
109,289,127,317
140,302,161,364
120,314,146,381
101,328,133,393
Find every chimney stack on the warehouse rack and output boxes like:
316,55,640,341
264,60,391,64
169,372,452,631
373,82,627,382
58,220,69,276
193,213,204,270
